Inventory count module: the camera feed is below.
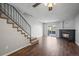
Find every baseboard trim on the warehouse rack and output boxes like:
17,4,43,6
3,43,31,56
75,41,79,46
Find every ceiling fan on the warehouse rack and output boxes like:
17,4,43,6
32,3,55,11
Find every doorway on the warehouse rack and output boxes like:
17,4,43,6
48,25,56,37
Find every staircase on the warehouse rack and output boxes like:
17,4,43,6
0,3,31,42
0,3,38,55
0,18,31,55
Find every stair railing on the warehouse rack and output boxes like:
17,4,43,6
0,3,31,41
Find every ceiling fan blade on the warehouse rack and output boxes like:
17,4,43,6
32,3,41,7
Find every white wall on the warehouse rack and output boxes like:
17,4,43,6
43,23,48,37
63,19,75,29
24,14,75,38
25,17,43,38
75,14,79,44
31,23,43,38
0,18,30,55
43,19,75,37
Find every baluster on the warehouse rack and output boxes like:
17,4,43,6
20,16,22,27
9,6,12,19
19,15,21,26
16,12,19,24
4,4,6,14
13,9,16,21
6,4,9,16
5,4,8,15
0,3,31,40
0,4,2,11
14,10,17,22
18,14,20,25
8,4,10,17
11,6,13,20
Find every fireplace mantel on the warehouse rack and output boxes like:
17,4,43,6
59,29,75,42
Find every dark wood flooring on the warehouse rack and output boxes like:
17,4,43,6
9,37,79,56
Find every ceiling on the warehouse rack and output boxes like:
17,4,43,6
10,3,79,23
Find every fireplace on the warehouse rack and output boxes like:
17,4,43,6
59,29,75,42
62,33,69,38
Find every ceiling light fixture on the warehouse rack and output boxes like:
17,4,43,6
44,3,56,11
47,3,53,11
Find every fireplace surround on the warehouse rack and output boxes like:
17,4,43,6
62,33,69,38
59,29,75,42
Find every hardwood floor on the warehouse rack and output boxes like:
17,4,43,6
9,37,79,56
